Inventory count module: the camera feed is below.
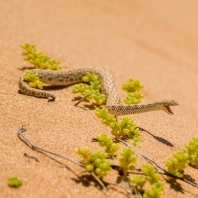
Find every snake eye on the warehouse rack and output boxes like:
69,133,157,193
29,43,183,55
171,100,179,106
162,99,178,106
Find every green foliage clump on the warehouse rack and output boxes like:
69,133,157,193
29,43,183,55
130,176,146,191
124,91,144,104
23,70,43,89
82,72,99,83
130,165,165,198
143,183,164,198
122,78,144,104
111,117,141,144
122,78,144,92
165,137,198,179
184,137,198,168
8,176,23,187
21,43,61,70
75,148,111,178
165,151,189,178
119,148,137,177
95,108,141,145
73,72,106,105
97,134,119,158
95,107,117,126
141,165,162,185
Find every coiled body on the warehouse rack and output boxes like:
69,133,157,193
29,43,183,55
19,67,178,116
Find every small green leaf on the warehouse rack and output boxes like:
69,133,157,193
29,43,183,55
8,176,23,187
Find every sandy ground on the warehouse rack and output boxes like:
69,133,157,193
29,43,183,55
1,0,198,197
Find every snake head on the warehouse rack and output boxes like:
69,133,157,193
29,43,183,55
161,99,179,114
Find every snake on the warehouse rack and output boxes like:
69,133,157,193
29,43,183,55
19,67,178,116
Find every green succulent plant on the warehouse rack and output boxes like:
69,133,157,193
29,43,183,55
122,78,144,104
130,165,165,198
165,151,189,178
184,137,198,168
122,78,144,93
97,134,119,158
165,137,198,179
8,176,23,187
73,72,106,105
119,148,137,177
95,108,141,145
75,148,112,178
23,70,43,89
124,91,144,104
21,43,61,70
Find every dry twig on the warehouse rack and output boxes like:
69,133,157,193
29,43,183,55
17,126,107,194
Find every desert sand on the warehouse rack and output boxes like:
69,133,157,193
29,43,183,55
1,0,198,197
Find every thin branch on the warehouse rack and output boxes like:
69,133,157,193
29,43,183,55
108,182,131,195
18,126,107,192
182,178,198,189
118,139,166,172
108,183,135,197
18,126,83,167
74,95,90,106
118,139,198,189
91,172,107,195
194,193,198,198
109,181,142,198
24,153,39,162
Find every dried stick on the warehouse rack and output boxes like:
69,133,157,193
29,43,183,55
118,139,198,189
17,126,107,193
118,139,166,172
74,95,90,106
108,182,131,195
91,172,107,195
194,193,198,198
24,153,39,162
18,126,83,167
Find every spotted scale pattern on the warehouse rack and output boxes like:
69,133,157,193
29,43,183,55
19,67,178,116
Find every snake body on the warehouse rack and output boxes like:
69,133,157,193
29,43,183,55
19,67,178,116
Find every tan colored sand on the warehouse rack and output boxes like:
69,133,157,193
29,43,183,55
1,0,198,197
